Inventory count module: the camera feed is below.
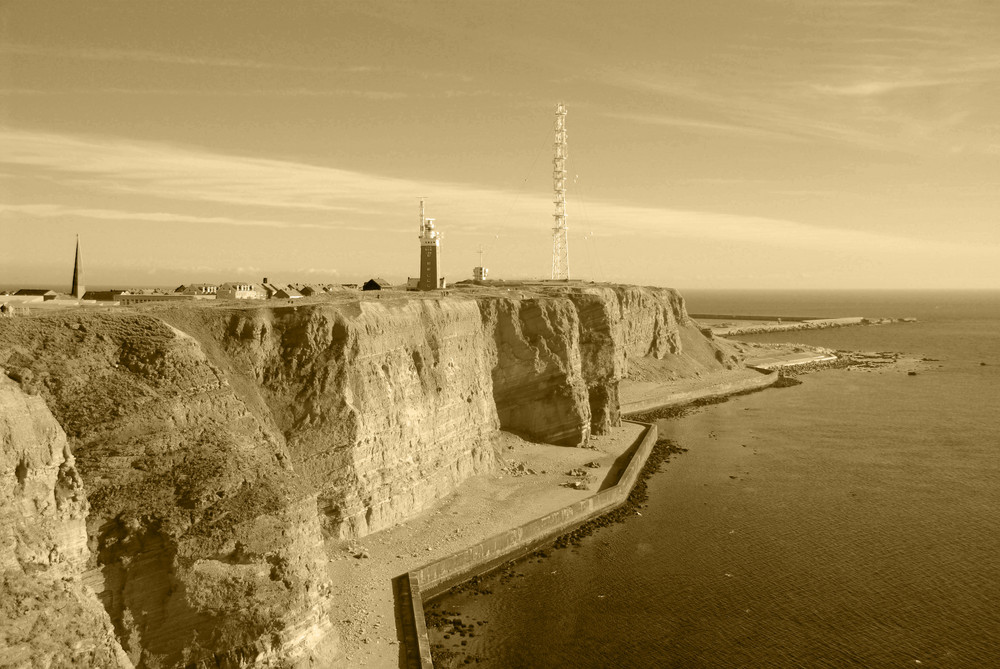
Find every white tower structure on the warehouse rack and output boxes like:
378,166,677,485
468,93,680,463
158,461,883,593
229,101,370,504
551,102,570,281
418,198,441,290
473,245,488,281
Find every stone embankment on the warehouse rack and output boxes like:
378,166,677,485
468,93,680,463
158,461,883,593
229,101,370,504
0,283,739,667
697,315,913,337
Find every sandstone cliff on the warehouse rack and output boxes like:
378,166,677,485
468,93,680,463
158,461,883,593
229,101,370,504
0,315,339,668
167,300,500,540
0,373,132,668
478,284,739,446
0,283,739,668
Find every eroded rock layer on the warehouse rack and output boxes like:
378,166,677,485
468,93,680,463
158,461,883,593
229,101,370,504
191,300,500,539
0,373,132,668
0,315,339,668
480,297,590,446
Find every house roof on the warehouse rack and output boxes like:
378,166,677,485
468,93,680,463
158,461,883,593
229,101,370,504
82,290,125,300
15,288,57,296
175,283,218,293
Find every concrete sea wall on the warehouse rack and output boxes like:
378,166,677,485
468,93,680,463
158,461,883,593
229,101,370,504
619,368,778,415
399,421,658,669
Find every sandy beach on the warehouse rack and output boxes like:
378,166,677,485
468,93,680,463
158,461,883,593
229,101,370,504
323,422,645,667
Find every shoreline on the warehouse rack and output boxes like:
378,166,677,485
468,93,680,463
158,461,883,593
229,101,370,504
325,423,648,667
409,348,921,668
400,421,659,668
618,367,778,415
695,315,916,337
404,368,792,668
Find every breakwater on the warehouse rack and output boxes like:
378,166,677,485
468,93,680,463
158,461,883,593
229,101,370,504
689,313,818,322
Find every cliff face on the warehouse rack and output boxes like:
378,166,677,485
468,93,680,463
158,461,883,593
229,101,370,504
0,315,339,668
0,283,739,667
0,373,132,668
480,297,590,446
560,285,687,435
199,300,499,539
479,284,733,444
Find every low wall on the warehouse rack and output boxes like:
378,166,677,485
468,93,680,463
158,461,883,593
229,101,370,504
619,369,777,416
397,421,657,669
709,317,866,337
689,313,812,322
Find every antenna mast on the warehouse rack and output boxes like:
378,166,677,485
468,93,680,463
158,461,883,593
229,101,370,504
551,102,570,280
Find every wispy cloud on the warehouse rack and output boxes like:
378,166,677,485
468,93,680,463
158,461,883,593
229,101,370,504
598,70,889,149
1,42,474,89
0,204,325,230
594,1,1000,155
604,111,800,141
809,56,1000,98
0,87,407,100
1,43,333,72
811,80,948,97
0,129,410,215
1,128,993,266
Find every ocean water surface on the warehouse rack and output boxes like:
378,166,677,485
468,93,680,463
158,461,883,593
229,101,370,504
428,290,1000,668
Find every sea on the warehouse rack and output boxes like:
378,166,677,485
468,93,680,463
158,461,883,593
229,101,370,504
428,290,1000,668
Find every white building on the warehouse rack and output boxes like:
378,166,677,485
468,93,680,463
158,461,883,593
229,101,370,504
217,282,266,300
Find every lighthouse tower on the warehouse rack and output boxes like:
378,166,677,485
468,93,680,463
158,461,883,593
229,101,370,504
418,199,441,291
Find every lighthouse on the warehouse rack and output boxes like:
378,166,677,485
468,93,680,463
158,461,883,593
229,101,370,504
418,199,441,291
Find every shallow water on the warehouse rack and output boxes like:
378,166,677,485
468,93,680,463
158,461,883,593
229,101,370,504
428,291,1000,668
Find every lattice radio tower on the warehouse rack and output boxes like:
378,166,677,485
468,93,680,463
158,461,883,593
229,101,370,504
551,102,570,280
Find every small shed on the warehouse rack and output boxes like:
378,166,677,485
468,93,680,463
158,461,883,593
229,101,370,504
363,278,391,291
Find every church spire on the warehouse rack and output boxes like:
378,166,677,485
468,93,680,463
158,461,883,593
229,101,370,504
71,235,84,299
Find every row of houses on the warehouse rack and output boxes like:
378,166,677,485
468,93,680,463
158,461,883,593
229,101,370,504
173,280,357,300
1,279,397,311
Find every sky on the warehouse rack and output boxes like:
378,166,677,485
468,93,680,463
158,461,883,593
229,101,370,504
1,1,999,290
